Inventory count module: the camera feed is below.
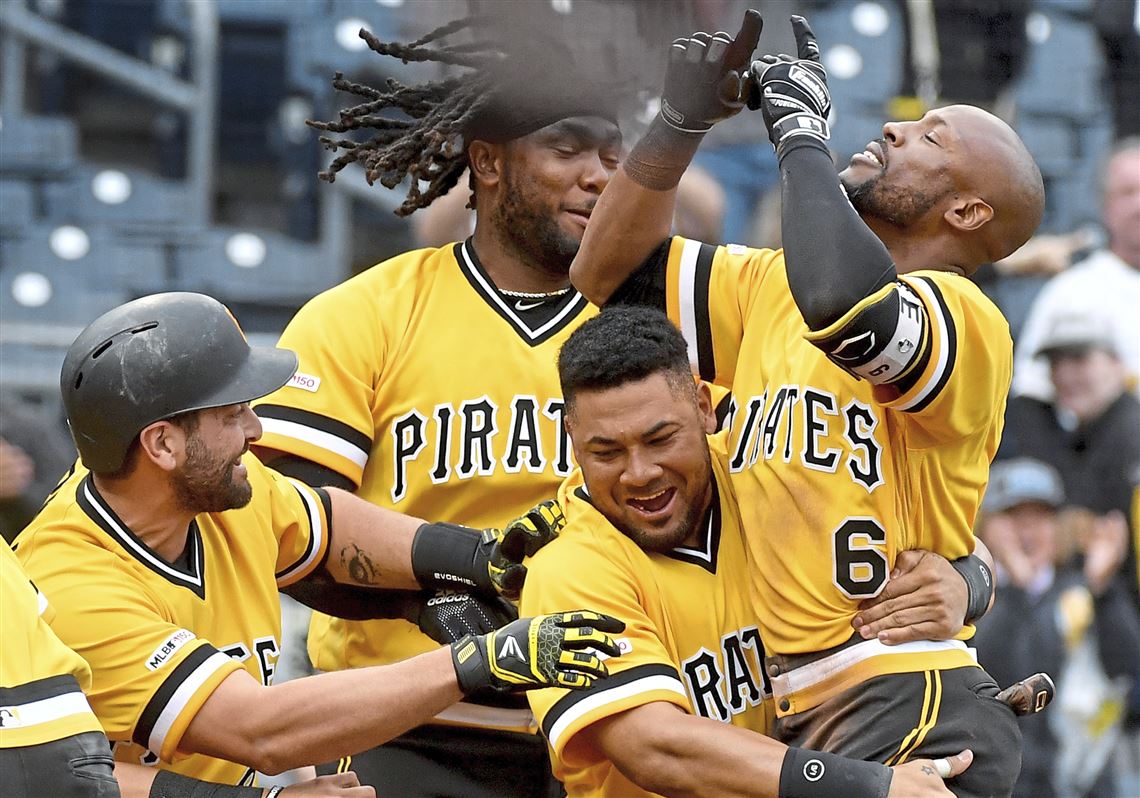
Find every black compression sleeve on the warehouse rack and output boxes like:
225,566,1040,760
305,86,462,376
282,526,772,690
778,138,897,331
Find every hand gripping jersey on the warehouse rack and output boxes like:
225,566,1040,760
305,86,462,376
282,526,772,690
14,456,330,784
253,240,596,731
523,434,774,797
0,540,103,748
613,236,1010,716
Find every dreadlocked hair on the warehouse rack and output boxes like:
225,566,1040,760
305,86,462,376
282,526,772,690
308,16,517,217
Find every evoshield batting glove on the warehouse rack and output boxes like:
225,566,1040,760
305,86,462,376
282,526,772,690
659,9,762,134
450,610,625,694
748,15,832,155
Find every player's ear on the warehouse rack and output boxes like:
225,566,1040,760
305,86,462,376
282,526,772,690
944,196,993,233
695,381,717,434
137,421,182,472
467,140,505,190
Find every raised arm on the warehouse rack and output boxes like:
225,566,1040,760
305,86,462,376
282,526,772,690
570,11,761,305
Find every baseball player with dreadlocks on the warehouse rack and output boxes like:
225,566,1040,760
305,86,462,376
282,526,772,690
252,16,1003,797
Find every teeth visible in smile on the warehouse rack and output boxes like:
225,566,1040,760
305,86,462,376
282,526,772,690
629,488,671,512
863,149,883,167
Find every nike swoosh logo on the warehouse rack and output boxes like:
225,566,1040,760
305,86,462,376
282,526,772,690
514,300,544,311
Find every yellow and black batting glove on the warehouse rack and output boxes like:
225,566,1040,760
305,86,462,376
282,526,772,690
450,610,625,694
486,499,566,599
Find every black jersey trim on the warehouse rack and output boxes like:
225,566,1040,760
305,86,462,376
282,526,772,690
0,674,85,706
664,476,721,574
573,479,722,575
255,404,373,454
904,277,958,413
693,243,717,382
78,476,206,599
275,484,332,583
540,662,683,741
133,643,219,749
454,240,590,347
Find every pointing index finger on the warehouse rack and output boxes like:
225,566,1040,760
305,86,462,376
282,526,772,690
790,15,821,62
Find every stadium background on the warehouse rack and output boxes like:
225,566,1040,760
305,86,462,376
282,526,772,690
0,0,1136,795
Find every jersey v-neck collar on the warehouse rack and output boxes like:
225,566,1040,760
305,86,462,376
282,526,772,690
574,476,722,575
454,239,590,347
76,474,206,598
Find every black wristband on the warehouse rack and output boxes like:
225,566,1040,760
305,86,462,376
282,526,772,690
779,748,892,798
410,522,487,593
622,117,705,192
951,553,993,623
450,634,491,695
150,770,263,798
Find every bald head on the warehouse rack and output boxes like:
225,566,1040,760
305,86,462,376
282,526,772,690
941,105,1045,264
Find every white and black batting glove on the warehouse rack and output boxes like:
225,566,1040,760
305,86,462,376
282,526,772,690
411,500,565,599
747,15,832,155
659,9,763,134
416,590,519,645
450,610,625,694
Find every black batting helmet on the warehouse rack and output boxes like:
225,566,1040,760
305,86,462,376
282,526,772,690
61,292,298,474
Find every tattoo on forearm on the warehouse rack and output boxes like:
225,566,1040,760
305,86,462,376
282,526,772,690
341,544,380,585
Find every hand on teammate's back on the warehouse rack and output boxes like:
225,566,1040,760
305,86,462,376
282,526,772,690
851,551,968,644
888,750,973,797
487,499,566,599
658,9,762,133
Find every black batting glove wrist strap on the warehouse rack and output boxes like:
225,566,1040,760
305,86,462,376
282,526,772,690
451,633,494,695
779,748,892,798
411,522,490,594
150,770,262,797
624,117,706,192
951,553,993,623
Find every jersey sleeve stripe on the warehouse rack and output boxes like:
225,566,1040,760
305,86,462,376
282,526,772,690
541,663,686,750
133,644,239,757
893,276,957,413
256,405,371,464
275,483,331,586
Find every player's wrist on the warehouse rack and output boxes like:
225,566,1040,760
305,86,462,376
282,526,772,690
778,748,892,798
411,521,490,594
623,117,706,192
450,633,493,695
150,770,264,797
950,553,993,623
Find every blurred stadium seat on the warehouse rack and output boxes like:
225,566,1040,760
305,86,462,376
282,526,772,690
0,113,80,176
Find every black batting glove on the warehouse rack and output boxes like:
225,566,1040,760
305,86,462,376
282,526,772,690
450,610,625,694
487,499,565,599
746,15,832,155
659,9,763,134
410,500,565,599
416,590,519,645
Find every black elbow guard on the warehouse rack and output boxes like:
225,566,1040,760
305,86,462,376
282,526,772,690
805,282,928,387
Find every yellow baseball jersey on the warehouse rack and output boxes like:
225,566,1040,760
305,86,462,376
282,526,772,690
14,455,329,784
253,240,597,728
0,540,104,748
523,434,774,797
616,236,1008,713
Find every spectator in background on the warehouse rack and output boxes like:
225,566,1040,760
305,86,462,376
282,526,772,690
974,458,1140,798
0,392,76,543
1014,138,1140,401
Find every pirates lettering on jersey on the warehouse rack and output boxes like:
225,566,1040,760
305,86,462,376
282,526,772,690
729,385,883,492
219,635,280,686
390,395,572,504
680,626,768,722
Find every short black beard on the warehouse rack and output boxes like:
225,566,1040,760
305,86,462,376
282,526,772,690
173,435,252,514
843,169,949,228
491,166,581,280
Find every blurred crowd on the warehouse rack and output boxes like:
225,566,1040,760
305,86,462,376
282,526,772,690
1,1,1138,796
